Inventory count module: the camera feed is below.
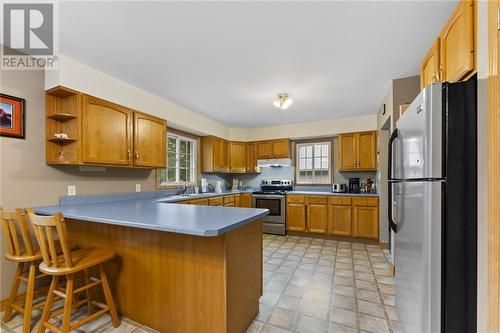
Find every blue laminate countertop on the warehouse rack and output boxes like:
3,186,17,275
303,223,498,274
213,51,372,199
34,192,268,237
288,191,379,197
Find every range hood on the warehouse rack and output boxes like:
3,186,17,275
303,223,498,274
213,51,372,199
257,158,292,168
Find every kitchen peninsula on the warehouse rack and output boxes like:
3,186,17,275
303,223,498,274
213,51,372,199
35,192,268,333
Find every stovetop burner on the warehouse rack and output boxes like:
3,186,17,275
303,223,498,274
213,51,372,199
253,191,288,195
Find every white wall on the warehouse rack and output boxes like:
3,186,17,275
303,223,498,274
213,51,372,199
46,55,378,141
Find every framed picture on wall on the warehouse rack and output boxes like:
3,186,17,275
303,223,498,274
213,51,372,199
0,93,25,139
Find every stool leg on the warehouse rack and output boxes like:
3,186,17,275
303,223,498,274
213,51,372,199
83,269,95,314
99,265,120,327
61,275,74,333
3,262,24,322
21,263,36,333
37,276,59,333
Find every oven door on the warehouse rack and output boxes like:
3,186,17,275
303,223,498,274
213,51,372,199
253,195,284,224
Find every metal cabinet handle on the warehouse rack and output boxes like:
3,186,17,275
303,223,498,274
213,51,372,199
127,150,131,161
135,151,139,160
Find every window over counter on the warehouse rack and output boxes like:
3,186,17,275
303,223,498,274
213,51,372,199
157,133,197,186
295,142,331,184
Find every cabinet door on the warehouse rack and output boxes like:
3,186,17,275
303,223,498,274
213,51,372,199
272,139,289,158
287,203,306,232
420,38,441,89
352,206,379,239
133,112,166,168
307,204,327,234
213,137,229,172
229,142,247,173
329,205,352,236
82,95,132,165
338,133,357,170
440,0,474,82
357,131,377,170
246,142,257,172
256,141,272,159
239,194,253,208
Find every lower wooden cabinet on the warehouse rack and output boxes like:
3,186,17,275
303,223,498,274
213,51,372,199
287,195,378,240
239,193,253,208
307,204,327,233
329,205,352,236
352,206,379,239
287,203,306,232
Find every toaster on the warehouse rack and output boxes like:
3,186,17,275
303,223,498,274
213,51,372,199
332,183,347,193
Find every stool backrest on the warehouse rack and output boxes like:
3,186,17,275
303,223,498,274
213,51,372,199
27,210,73,269
0,208,35,258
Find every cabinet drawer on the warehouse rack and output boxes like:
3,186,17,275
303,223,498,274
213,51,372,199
306,196,328,205
224,202,235,207
189,198,209,206
209,197,223,206
287,195,305,204
328,197,352,206
223,195,235,204
352,197,379,207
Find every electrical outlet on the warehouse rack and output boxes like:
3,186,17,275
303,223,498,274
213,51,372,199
135,184,141,192
68,185,76,196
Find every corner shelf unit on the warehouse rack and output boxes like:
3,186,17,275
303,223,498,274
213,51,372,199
45,86,81,164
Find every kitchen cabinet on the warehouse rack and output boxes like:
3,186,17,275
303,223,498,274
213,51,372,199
439,0,474,83
307,204,327,234
338,131,377,171
189,198,210,205
420,39,441,89
46,87,167,168
419,0,475,89
82,95,132,166
287,194,378,240
239,193,253,208
272,139,290,158
352,206,379,239
256,139,290,159
201,136,229,173
329,205,352,237
229,142,247,173
246,142,259,173
287,203,306,232
256,141,273,159
209,197,224,206
133,112,166,168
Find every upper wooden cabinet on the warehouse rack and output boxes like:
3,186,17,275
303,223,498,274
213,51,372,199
133,112,166,168
201,136,229,173
440,0,474,82
229,141,247,173
420,0,475,89
420,39,441,89
246,142,259,173
46,87,167,168
82,95,132,166
338,131,377,171
256,139,290,159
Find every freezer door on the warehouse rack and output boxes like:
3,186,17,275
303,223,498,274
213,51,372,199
395,181,442,333
396,84,443,180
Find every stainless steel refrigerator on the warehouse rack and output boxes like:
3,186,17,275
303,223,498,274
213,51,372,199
388,77,476,333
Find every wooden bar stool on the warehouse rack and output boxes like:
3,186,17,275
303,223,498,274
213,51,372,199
1,208,49,333
28,210,120,333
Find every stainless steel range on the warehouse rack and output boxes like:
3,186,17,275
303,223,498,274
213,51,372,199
253,179,293,235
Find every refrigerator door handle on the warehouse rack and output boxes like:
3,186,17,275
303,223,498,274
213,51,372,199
388,129,398,232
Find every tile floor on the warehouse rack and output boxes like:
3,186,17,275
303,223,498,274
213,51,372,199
1,234,400,333
250,234,401,333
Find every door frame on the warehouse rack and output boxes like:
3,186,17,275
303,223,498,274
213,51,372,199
489,0,500,331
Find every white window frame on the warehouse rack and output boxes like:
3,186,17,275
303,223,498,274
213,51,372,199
161,133,197,186
295,141,331,185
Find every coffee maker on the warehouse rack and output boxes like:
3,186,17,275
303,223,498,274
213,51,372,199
349,177,360,193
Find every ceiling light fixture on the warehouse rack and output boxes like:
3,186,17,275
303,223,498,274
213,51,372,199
273,93,293,110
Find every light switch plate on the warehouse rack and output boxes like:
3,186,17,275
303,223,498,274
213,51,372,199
136,184,141,192
68,185,76,196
